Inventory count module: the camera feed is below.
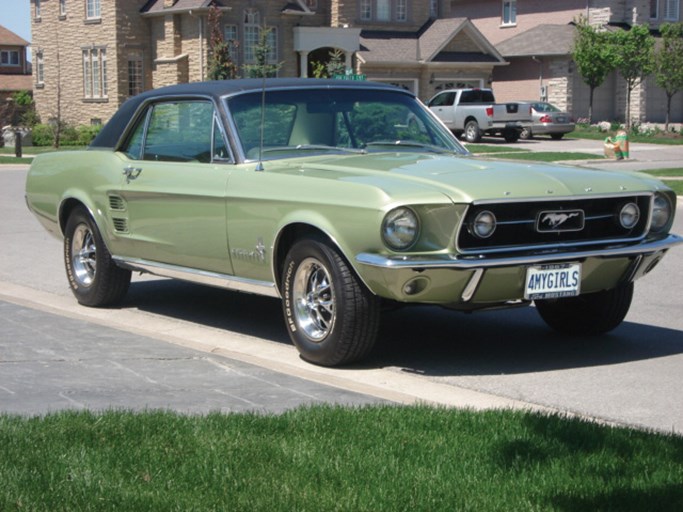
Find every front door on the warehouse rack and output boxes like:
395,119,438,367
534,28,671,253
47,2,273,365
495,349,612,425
117,99,234,275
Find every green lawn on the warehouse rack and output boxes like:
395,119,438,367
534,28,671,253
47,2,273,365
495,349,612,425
0,145,85,156
572,127,683,145
0,156,33,164
2,406,683,512
493,151,604,162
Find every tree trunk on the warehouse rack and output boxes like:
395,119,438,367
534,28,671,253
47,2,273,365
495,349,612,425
665,93,673,132
588,86,595,124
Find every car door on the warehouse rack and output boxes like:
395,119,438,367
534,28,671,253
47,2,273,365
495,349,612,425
427,91,455,128
116,99,234,275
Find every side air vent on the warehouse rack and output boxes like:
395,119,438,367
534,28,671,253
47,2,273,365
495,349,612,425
108,195,126,211
112,218,129,233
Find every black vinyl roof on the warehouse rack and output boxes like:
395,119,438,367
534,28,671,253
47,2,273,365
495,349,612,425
90,79,403,149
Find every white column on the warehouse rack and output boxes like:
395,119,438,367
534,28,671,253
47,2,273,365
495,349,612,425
299,51,309,78
344,51,353,72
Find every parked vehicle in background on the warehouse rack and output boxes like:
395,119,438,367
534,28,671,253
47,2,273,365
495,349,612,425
24,79,682,367
519,101,575,140
427,88,532,143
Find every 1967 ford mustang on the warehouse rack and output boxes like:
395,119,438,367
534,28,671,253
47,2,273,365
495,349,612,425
25,79,682,366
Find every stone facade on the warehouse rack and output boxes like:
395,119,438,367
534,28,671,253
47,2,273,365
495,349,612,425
31,0,683,127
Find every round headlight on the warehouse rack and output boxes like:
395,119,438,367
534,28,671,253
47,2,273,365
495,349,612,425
471,210,497,239
382,207,419,250
619,202,640,229
650,194,672,232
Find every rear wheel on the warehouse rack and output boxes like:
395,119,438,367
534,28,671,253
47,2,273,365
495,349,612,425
464,120,482,143
550,133,565,140
282,238,380,366
64,207,131,307
535,282,634,336
503,129,520,143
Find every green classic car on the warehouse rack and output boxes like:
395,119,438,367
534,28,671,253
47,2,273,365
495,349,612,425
25,79,682,366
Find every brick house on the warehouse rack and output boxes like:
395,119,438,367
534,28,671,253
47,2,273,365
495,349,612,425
451,0,683,123
31,0,682,127
31,0,509,126
0,24,32,103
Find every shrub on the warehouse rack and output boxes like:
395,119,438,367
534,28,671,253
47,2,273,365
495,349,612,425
76,124,102,145
31,124,54,146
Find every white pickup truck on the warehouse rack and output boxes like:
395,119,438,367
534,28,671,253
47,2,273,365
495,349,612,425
427,88,531,143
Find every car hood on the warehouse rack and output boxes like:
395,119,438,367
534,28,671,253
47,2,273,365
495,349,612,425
278,152,661,203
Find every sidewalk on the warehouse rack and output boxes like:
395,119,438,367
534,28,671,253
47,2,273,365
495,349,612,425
0,299,386,416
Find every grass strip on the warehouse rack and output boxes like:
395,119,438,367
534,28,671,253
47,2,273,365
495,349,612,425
571,129,683,145
0,156,33,164
492,152,604,162
1,405,682,511
466,144,528,154
0,146,85,155
642,168,683,177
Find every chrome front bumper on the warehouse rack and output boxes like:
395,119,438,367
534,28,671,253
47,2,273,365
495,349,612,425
356,234,683,270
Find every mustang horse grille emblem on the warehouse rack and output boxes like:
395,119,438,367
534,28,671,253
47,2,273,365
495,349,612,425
536,210,585,232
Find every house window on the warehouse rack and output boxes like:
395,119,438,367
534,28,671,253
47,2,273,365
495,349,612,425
1,50,20,66
35,0,41,19
60,0,67,17
430,0,438,18
224,24,238,58
502,0,517,25
360,0,372,21
128,50,143,97
650,0,659,18
86,0,101,19
377,0,390,21
36,51,44,84
664,0,680,19
396,0,407,21
360,1,408,22
83,48,107,99
243,10,277,64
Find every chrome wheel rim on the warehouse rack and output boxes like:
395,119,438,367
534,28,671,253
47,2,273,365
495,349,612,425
71,223,97,287
466,123,477,140
292,257,335,342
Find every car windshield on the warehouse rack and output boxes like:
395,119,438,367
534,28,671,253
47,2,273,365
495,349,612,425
226,87,467,161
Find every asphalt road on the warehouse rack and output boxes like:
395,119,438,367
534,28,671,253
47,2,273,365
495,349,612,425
1,152,682,432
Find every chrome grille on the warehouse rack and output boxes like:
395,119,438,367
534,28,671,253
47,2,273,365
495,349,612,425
457,194,651,254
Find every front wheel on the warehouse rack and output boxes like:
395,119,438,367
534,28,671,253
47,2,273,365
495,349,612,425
535,282,634,336
64,207,131,307
520,127,532,140
281,239,380,366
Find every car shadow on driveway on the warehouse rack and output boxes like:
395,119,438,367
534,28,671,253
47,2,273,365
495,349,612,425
121,278,683,376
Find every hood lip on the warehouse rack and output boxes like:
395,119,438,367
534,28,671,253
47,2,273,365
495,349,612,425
469,190,654,205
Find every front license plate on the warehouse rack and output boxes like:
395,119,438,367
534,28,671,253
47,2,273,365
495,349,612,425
524,263,581,300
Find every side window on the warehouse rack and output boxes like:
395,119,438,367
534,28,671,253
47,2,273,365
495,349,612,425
143,101,214,163
123,109,148,160
428,92,454,107
213,114,230,160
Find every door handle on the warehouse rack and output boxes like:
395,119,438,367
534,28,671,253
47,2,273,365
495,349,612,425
123,165,142,182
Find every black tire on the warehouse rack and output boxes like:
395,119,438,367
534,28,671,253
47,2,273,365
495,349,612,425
550,133,565,140
64,206,131,307
281,238,380,366
503,129,520,143
519,127,532,140
464,120,482,143
535,282,634,336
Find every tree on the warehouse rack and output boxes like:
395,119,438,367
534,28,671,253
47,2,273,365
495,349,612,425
242,27,281,78
572,18,617,124
612,24,655,130
654,22,683,131
206,5,238,80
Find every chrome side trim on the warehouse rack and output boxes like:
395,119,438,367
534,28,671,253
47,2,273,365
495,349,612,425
113,257,280,298
356,233,683,270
